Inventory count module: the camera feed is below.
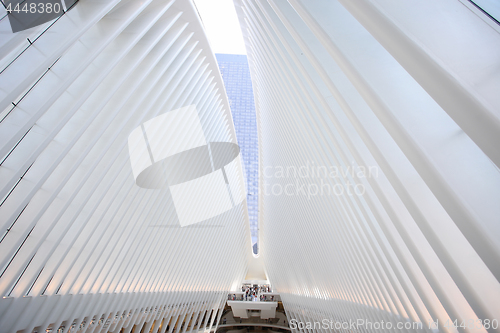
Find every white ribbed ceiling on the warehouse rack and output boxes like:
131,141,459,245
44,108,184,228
0,1,252,332
233,0,500,331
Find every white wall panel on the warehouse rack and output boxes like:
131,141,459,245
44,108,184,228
0,1,251,332
233,0,500,332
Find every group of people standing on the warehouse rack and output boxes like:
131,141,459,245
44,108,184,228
241,285,273,301
228,284,275,301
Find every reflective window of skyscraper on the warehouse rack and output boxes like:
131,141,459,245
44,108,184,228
216,54,259,251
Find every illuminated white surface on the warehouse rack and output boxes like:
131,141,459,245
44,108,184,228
143,105,207,162
234,0,500,331
0,1,251,332
225,155,245,205
128,126,153,179
170,169,233,227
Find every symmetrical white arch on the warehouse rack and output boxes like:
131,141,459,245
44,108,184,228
2,0,500,332
233,0,500,332
0,1,251,332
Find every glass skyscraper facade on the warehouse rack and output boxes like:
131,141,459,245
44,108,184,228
216,54,259,249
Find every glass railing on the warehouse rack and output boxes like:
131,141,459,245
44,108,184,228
227,293,281,302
